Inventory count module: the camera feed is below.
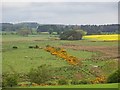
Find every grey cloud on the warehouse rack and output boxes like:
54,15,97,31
2,2,118,24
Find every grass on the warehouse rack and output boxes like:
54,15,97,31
2,34,50,42
2,44,97,73
2,34,119,88
2,35,118,73
3,48,70,73
3,35,118,47
18,83,118,88
66,49,97,59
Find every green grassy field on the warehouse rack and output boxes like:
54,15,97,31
3,39,98,73
3,35,117,72
2,34,118,88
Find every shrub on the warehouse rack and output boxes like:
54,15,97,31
58,79,68,85
71,80,79,85
29,46,34,48
28,64,52,84
45,81,57,85
71,80,89,85
17,28,31,37
79,80,89,84
2,73,18,87
91,76,106,84
12,46,18,49
107,69,120,83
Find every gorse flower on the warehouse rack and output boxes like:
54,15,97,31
91,76,106,84
44,45,79,65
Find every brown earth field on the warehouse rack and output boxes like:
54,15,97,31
61,44,119,59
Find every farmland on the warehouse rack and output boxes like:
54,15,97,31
84,34,119,41
2,34,119,88
1,2,119,89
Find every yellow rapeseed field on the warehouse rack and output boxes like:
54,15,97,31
84,34,119,41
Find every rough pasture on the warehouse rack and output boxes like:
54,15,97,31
61,44,119,58
2,34,118,87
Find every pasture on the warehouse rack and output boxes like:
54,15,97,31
2,34,119,88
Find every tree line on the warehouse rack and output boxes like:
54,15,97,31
0,23,119,35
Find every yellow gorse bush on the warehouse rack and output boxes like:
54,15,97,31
44,45,79,65
91,76,106,84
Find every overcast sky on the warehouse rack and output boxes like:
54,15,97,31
1,2,118,25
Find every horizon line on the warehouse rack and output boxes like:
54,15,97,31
0,22,118,25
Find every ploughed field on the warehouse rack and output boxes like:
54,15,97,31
2,34,119,87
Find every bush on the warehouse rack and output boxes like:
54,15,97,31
45,81,57,85
107,69,120,83
79,80,89,84
71,80,89,85
71,80,79,85
2,73,18,87
58,79,68,85
17,28,31,36
28,64,52,84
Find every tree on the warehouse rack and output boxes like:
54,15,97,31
56,31,61,35
68,36,74,40
48,28,53,34
1,23,118,35
59,30,83,40
76,30,87,36
17,28,31,36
